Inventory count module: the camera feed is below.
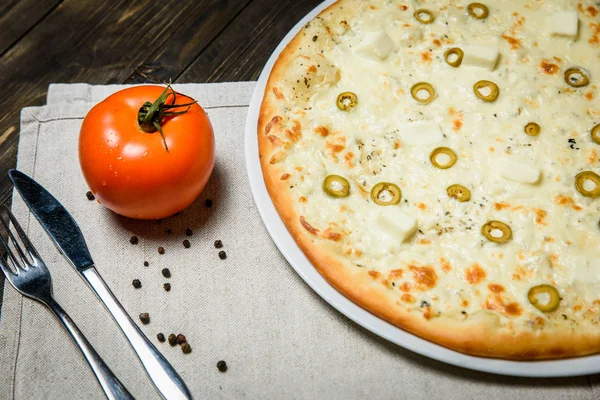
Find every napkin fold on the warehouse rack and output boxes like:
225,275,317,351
1,82,599,399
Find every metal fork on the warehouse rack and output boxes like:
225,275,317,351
0,207,134,400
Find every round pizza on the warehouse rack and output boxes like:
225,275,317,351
258,0,600,359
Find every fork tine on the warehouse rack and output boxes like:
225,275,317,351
0,235,17,279
0,216,22,273
2,206,41,263
0,208,31,267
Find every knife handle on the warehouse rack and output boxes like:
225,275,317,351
82,267,192,400
47,298,135,400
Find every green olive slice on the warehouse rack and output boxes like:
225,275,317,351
524,122,541,137
473,80,499,102
575,171,600,198
444,47,464,68
564,67,590,88
528,285,560,312
430,147,457,169
336,92,358,111
447,184,471,202
323,175,350,198
411,82,436,104
370,182,402,206
414,9,435,24
591,124,600,145
481,220,512,243
467,3,489,19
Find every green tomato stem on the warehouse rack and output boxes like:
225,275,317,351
137,82,197,152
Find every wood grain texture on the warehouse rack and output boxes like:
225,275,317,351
0,0,62,55
178,0,323,82
124,0,253,83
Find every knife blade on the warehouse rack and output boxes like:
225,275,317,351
9,169,192,400
8,170,95,271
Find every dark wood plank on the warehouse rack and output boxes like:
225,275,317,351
124,1,253,84
177,0,323,82
0,0,249,203
0,0,62,55
0,1,20,17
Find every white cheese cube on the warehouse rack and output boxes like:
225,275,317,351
462,45,500,71
500,159,541,184
397,121,444,146
364,230,399,255
357,31,395,61
550,12,579,39
375,208,418,243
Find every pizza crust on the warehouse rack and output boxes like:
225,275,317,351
258,0,600,359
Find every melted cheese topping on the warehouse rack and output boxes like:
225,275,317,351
266,0,600,330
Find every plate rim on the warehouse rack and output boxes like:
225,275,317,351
243,0,600,378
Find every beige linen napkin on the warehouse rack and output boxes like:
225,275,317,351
0,82,599,399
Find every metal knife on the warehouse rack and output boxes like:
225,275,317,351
9,169,192,400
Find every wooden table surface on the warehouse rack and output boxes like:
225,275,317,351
0,0,322,308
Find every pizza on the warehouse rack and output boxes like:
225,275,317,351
258,0,600,360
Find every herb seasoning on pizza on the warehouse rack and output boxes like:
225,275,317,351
258,0,600,359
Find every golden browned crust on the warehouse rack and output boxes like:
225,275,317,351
257,0,600,360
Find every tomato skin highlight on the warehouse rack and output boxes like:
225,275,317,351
79,86,215,219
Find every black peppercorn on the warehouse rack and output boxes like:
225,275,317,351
218,251,227,260
185,228,193,237
86,191,95,201
163,283,171,292
139,313,150,324
181,343,192,354
143,261,149,267
132,279,142,289
158,247,165,255
214,240,223,249
162,268,171,278
183,239,190,249
176,334,187,345
205,199,213,208
157,333,165,342
129,236,139,245
168,334,177,346
217,360,228,372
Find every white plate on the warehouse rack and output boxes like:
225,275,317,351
244,0,600,377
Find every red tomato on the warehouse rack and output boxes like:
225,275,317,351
79,85,215,219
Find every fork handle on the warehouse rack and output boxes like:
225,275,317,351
47,298,134,400
82,267,192,400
